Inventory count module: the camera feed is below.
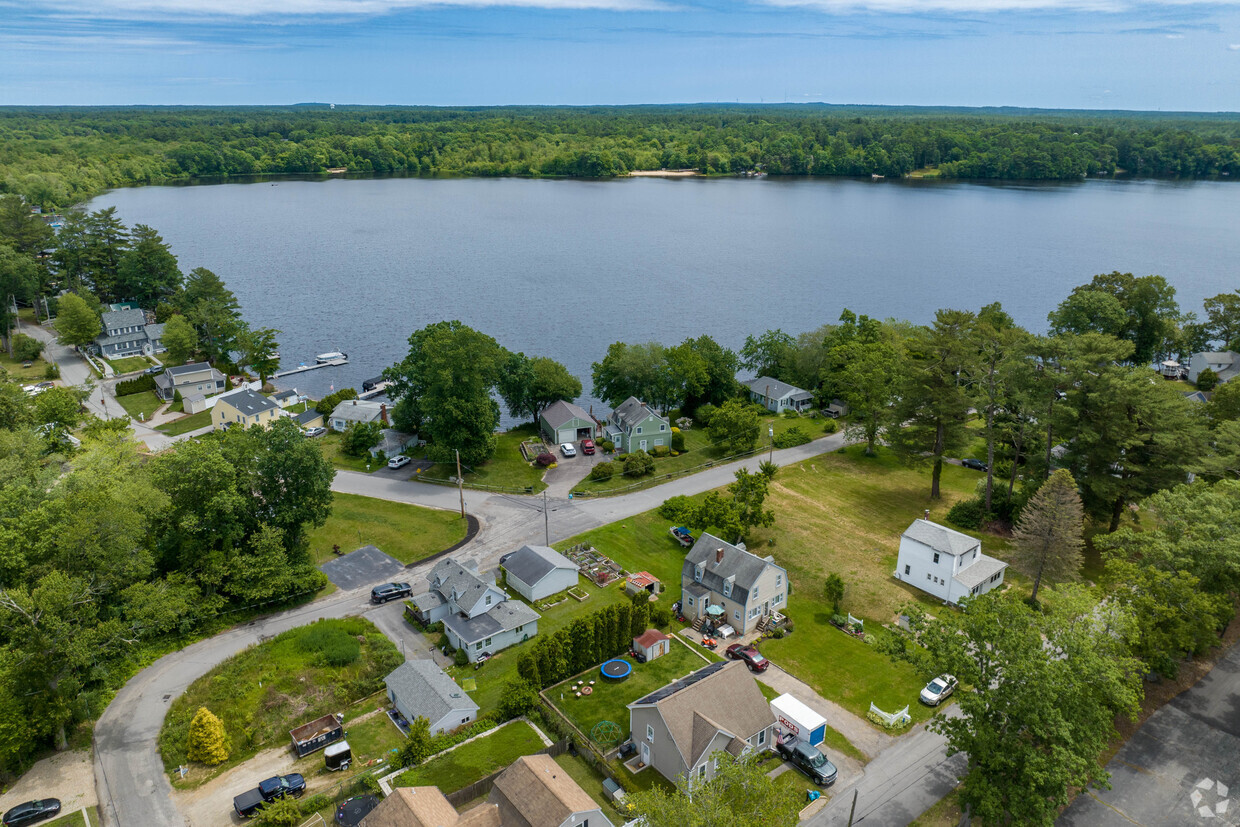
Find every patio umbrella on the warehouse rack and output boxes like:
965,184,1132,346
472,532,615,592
705,605,725,617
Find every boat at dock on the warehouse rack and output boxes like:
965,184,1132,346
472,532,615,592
316,351,348,363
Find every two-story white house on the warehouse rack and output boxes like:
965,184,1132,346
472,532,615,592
602,396,670,453
409,559,540,658
681,533,788,635
893,514,1007,604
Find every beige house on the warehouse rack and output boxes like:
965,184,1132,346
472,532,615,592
628,661,776,786
359,787,499,827
680,533,788,635
212,389,280,431
489,754,613,827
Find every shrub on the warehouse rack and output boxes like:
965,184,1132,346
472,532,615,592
535,452,556,467
496,678,540,720
651,445,671,458
670,427,685,452
831,613,847,627
116,374,157,396
694,403,717,428
623,450,655,477
600,439,614,452
782,408,800,419
396,716,433,768
253,797,302,827
453,647,469,667
589,461,616,481
658,494,698,523
297,622,361,667
823,419,839,434
186,706,230,765
1197,368,1219,391
650,604,672,628
772,425,811,449
12,334,43,361
946,497,986,530
44,362,60,379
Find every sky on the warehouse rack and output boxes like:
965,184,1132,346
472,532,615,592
1,0,1239,110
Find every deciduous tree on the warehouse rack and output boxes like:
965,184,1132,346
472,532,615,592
739,328,794,379
821,310,904,456
624,752,801,827
161,313,198,365
54,292,101,348
707,399,760,455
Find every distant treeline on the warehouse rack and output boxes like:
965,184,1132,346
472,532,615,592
2,104,1240,206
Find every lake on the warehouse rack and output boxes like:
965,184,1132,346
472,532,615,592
89,175,1240,415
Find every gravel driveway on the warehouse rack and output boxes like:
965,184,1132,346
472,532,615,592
0,750,97,816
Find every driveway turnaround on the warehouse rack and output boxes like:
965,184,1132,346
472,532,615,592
1059,644,1240,826
319,544,408,590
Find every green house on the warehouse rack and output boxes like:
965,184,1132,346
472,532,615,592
539,400,597,446
603,396,671,453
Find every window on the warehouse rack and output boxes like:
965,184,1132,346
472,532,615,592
516,625,524,633
933,553,940,564
926,573,932,581
476,641,483,650
462,717,470,724
722,580,733,599
776,573,782,587
647,725,654,742
904,564,911,576
660,424,666,431
990,572,1002,583
753,585,759,598
734,610,741,621
757,728,766,746
694,565,703,583
973,549,978,560
485,595,491,606
713,757,719,772
698,765,707,779
774,593,783,605
686,597,694,607
636,426,643,434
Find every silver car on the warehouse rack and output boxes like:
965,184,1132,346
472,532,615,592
920,674,957,706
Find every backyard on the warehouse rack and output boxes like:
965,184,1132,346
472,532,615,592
391,719,546,793
411,424,548,493
307,492,468,565
316,431,376,473
105,354,153,374
155,408,213,435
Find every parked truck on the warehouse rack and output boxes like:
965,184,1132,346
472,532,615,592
232,774,307,818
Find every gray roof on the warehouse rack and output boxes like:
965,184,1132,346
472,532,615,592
166,361,215,378
411,591,446,612
429,558,492,612
902,519,981,557
1183,390,1212,404
145,323,165,340
953,555,1008,589
744,376,812,402
374,428,415,455
443,600,540,646
540,400,594,430
384,660,479,724
682,533,782,607
295,409,322,425
272,389,299,402
330,399,385,423
223,389,279,416
611,396,665,430
97,330,147,347
501,545,578,588
101,308,146,331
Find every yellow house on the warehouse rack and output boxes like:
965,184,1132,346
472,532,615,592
213,389,281,431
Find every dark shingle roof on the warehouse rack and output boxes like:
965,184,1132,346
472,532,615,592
501,545,577,588
429,559,492,613
224,389,279,417
682,533,780,606
295,409,322,425
166,361,214,377
540,400,593,430
744,376,811,401
101,308,146,331
611,397,664,429
384,660,479,725
443,601,540,646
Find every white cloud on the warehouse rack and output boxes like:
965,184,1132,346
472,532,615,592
1229,42,1240,49
25,0,668,17
1165,32,1183,38
760,0,1239,13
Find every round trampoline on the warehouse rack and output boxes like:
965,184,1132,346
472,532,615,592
601,658,632,680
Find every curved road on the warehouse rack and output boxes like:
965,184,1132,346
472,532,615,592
93,433,847,826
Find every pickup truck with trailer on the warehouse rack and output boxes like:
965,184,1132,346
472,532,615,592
232,774,307,818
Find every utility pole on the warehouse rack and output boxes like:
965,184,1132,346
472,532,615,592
847,789,858,826
455,449,465,518
543,491,550,546
769,426,775,463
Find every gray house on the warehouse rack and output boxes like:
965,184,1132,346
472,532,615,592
384,660,480,736
681,533,788,635
410,559,541,658
1188,351,1239,385
328,399,388,432
628,661,776,786
538,400,597,446
489,754,614,827
500,545,579,601
94,308,166,359
154,362,226,402
744,376,814,413
602,397,670,453
445,600,540,659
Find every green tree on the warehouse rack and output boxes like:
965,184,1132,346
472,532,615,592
1206,380,1240,425
161,313,198,365
0,244,41,352
11,334,43,362
54,292,101,348
727,466,776,540
1047,289,1127,339
707,399,760,454
739,328,794,378
340,421,382,457
668,335,740,413
498,353,582,422
238,326,281,385
1199,419,1240,481
591,341,674,410
0,195,54,258
33,386,85,432
82,207,130,301
821,311,904,456
823,573,845,615
1010,470,1085,603
186,706,230,765
1068,272,1182,364
888,309,976,499
396,716,433,767
0,385,33,431
970,304,1027,511
181,267,244,363
1196,368,1219,392
1202,289,1240,350
253,797,302,827
624,752,801,827
115,224,182,307
315,387,357,416
252,418,335,552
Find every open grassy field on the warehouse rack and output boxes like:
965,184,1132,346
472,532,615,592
571,411,829,496
0,351,52,382
392,720,545,793
106,355,152,374
116,389,163,421
316,431,375,473
159,617,402,783
307,492,468,565
156,408,213,435
546,638,711,746
413,424,548,493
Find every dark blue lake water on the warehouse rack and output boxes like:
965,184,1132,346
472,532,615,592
90,175,1240,417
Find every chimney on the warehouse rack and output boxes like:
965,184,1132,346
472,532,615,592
380,403,388,425
923,509,930,521
351,399,357,406
716,547,725,564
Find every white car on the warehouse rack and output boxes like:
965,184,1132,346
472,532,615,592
559,443,576,458
388,455,412,469
919,674,958,706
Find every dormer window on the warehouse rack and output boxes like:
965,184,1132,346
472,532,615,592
485,594,491,606
722,578,733,599
694,564,703,583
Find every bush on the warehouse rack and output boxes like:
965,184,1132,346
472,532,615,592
946,497,986,530
658,494,698,523
651,445,670,458
589,461,616,481
535,452,556,467
831,613,847,627
772,425,811,449
297,622,361,667
623,450,655,477
600,439,614,452
650,604,672,628
496,678,540,720
782,408,800,419
694,403,717,428
44,362,60,379
823,419,839,434
670,427,685,452
453,647,469,667
1197,368,1219,392
12,334,43,361
341,421,382,457
186,707,230,765
116,374,157,396
315,387,358,416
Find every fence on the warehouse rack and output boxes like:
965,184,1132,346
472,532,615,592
442,739,569,807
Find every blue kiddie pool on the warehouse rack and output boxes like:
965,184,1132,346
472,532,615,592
601,659,632,680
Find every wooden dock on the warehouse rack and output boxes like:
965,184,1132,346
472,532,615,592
359,381,392,400
273,358,348,379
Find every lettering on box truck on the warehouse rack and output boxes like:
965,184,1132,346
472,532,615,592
778,714,800,737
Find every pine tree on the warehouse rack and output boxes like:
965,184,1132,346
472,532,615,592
1011,469,1085,603
186,706,230,765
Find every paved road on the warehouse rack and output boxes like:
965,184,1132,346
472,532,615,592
1059,643,1240,826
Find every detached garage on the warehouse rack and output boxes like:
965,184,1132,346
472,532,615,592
501,545,579,601
539,400,596,446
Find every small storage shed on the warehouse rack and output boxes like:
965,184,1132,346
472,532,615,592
500,544,579,601
770,693,826,747
626,571,662,598
633,629,671,662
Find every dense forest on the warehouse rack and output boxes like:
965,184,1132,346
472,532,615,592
2,104,1240,207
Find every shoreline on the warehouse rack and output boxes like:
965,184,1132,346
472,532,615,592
628,169,701,177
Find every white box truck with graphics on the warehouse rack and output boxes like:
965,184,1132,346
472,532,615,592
770,693,827,747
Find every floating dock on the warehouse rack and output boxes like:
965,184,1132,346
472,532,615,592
273,358,348,379
359,381,392,400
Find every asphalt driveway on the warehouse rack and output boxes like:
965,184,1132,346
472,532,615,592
319,544,408,590
1058,644,1240,826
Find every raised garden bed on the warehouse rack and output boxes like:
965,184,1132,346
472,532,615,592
567,587,590,602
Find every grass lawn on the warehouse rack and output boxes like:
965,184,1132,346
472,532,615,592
0,351,52,382
771,766,825,801
106,355,152,374
45,807,100,827
307,492,468,565
156,408,213,435
317,432,376,473
553,753,613,812
444,577,632,713
571,412,830,496
413,424,548,493
547,639,711,746
344,711,406,766
159,617,402,784
392,720,545,793
116,389,163,421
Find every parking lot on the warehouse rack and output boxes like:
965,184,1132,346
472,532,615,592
319,544,408,590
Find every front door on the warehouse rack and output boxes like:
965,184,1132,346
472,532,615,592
639,439,647,451
640,741,650,766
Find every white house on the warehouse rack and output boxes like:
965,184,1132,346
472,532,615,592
893,515,1007,604
1188,351,1239,385
500,545,579,601
744,376,815,413
328,399,389,432
384,660,480,736
409,558,540,658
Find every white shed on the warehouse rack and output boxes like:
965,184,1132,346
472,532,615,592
500,545,579,601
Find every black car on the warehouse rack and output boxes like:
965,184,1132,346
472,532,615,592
2,799,61,827
370,582,413,604
961,458,988,471
777,741,838,786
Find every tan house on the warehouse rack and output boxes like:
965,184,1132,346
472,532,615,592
212,389,280,431
489,754,613,827
680,533,788,635
628,661,776,786
359,786,499,827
